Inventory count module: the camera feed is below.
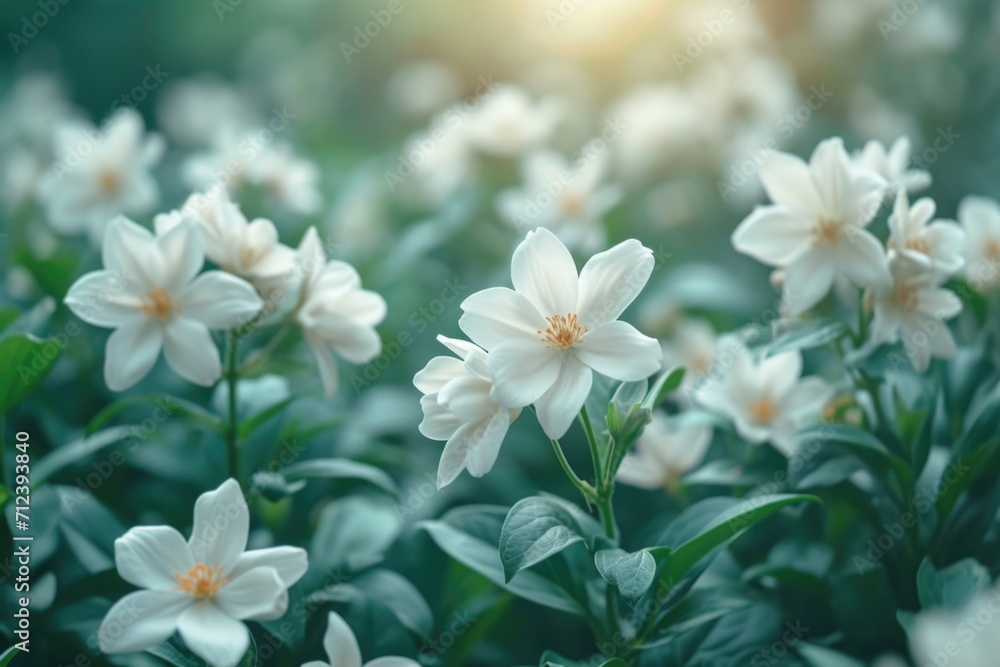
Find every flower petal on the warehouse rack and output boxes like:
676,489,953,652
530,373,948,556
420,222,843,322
459,287,547,350
575,321,662,382
438,376,494,423
487,340,561,408
214,566,287,621
104,319,164,391
783,251,836,315
615,454,667,489
322,611,363,667
917,288,962,320
534,355,593,439
228,546,308,589
64,270,144,327
576,239,654,328
837,228,891,291
180,271,264,329
419,394,463,441
464,408,511,477
306,334,339,399
98,590,191,654
189,479,248,576
757,351,802,400
366,658,422,667
157,218,204,292
782,376,834,421
102,215,165,292
115,525,195,591
163,318,222,387
731,206,814,267
511,228,578,315
413,356,466,394
177,601,250,667
759,150,823,214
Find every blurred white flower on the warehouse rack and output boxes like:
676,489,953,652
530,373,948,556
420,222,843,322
459,228,662,439
958,195,1000,291
99,479,308,667
869,257,962,372
64,216,263,391
855,137,931,197
250,142,322,215
157,76,255,146
695,345,833,456
612,84,704,182
0,73,80,148
616,410,712,491
848,88,920,146
294,227,386,399
302,611,419,667
414,336,520,489
496,149,621,252
660,319,721,399
886,191,964,278
158,194,297,295
385,61,461,118
811,0,893,50
732,138,889,314
909,588,1000,667
1,146,45,211
392,119,473,209
463,85,561,157
36,109,164,241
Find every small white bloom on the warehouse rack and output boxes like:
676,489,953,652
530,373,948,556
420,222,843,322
385,61,461,118
958,195,1000,291
459,228,662,439
909,588,1000,667
855,137,932,197
612,84,706,182
249,142,322,215
496,149,621,252
64,216,263,391
886,190,964,278
302,611,419,667
98,479,308,667
732,137,889,314
36,109,164,241
294,227,386,399
157,76,255,146
463,85,561,157
616,410,712,491
869,257,962,372
660,319,719,396
695,345,833,456
414,336,521,489
393,119,474,209
159,193,297,295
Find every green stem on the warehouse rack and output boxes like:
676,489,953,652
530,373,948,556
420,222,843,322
225,329,241,485
238,320,292,376
549,438,596,504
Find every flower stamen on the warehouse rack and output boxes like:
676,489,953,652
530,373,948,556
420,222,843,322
173,563,227,599
748,397,778,424
538,313,587,350
812,217,841,245
141,288,175,321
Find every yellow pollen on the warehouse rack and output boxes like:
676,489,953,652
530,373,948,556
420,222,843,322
905,237,930,255
748,397,778,424
986,239,1000,260
893,283,920,314
141,288,175,321
813,217,841,245
98,170,120,194
561,192,586,217
538,313,587,350
173,563,227,599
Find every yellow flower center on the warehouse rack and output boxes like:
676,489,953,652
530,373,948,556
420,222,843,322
98,170,120,194
893,282,920,314
538,313,587,350
561,192,586,217
905,237,930,255
173,563,228,600
141,288,175,321
748,396,778,424
812,217,841,245
986,239,1000,261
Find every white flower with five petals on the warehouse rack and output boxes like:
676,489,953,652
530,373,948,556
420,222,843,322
695,345,833,456
98,479,308,667
294,227,386,399
459,228,662,439
616,410,713,492
64,216,263,391
302,611,418,667
732,137,889,314
854,136,932,198
886,190,965,278
414,335,521,489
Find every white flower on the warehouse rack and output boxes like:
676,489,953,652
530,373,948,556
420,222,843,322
855,137,932,197
496,149,621,252
612,84,706,181
64,216,263,391
385,61,460,118
732,137,889,314
886,190,964,278
294,227,386,399
98,479,308,667
414,336,521,489
695,345,833,456
659,319,719,398
158,193,297,295
36,109,164,241
393,119,473,210
909,587,1000,667
157,76,255,146
459,228,662,439
869,257,962,372
958,195,1000,291
302,611,418,667
616,410,713,491
249,142,322,215
463,85,561,157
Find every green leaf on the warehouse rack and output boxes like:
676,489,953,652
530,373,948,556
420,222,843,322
0,297,55,340
796,642,866,667
643,366,686,409
594,548,656,607
916,558,990,610
421,507,584,616
281,458,399,496
796,423,911,490
33,426,136,484
309,496,400,574
499,495,602,583
645,589,754,644
767,318,849,355
145,639,204,667
351,568,434,638
86,394,224,436
238,395,300,439
0,334,60,414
